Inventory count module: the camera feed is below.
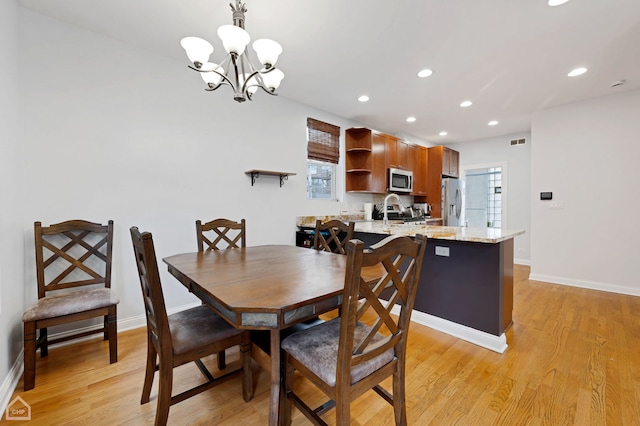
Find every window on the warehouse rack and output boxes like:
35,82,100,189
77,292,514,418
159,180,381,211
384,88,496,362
306,118,339,200
464,166,503,228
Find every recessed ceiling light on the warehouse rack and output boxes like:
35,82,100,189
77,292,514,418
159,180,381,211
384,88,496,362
417,69,433,78
357,95,370,102
568,67,587,77
460,100,473,108
548,0,571,6
439,131,448,136
488,120,499,126
406,116,416,123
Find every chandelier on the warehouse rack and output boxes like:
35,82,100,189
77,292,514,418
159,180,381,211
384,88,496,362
180,1,284,103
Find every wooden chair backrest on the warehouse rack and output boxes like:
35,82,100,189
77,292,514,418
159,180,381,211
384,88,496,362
196,218,246,251
130,227,170,354
313,219,355,255
35,220,113,299
337,234,427,382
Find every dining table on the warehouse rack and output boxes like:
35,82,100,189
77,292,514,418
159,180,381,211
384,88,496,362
163,244,350,426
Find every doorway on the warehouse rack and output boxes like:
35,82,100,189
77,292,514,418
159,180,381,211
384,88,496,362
462,162,507,229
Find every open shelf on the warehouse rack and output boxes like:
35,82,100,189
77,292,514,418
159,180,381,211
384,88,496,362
245,169,296,187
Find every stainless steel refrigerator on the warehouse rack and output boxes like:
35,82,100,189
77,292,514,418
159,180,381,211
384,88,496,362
442,178,465,226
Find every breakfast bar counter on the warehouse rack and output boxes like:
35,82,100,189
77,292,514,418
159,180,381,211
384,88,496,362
353,221,524,243
296,216,525,353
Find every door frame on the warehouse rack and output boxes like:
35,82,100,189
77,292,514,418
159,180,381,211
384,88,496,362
461,161,508,229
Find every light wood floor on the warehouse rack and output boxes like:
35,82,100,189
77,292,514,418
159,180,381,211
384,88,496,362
4,265,640,425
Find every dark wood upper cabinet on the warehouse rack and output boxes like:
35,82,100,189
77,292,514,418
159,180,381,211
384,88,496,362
424,145,460,217
411,145,428,196
345,128,386,193
346,127,433,195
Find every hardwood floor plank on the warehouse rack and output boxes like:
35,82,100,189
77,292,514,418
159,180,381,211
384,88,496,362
3,265,640,425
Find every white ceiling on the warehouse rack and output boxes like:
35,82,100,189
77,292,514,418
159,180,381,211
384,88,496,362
18,0,640,143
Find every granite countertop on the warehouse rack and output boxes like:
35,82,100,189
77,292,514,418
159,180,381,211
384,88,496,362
353,221,524,244
296,216,524,244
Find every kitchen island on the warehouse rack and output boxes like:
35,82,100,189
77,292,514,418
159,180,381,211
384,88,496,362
296,217,525,353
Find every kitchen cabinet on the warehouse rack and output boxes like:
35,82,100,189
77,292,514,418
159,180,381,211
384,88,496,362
386,136,412,171
345,128,386,193
411,145,428,196
442,147,459,178
346,127,428,194
422,145,460,218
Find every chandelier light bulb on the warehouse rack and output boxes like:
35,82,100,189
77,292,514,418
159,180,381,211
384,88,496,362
253,39,283,68
217,25,251,55
262,69,285,91
240,74,259,94
180,37,214,67
199,63,224,86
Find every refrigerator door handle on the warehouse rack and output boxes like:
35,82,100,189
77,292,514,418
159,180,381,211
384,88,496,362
455,188,462,218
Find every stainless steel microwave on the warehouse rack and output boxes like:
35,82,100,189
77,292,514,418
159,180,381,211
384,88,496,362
388,168,413,192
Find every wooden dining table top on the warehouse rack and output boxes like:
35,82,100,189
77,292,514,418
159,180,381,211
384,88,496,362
163,245,348,329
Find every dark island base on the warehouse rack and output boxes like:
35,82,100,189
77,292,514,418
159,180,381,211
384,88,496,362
354,232,514,338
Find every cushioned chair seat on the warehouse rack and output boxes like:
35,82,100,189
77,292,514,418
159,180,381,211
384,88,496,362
22,288,119,322
169,305,244,355
282,317,395,386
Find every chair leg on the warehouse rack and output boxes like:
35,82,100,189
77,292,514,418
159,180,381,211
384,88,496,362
155,355,173,426
23,321,36,391
40,327,48,358
240,333,254,402
335,396,351,426
216,350,226,370
392,369,407,426
141,334,157,405
283,355,294,425
107,306,118,363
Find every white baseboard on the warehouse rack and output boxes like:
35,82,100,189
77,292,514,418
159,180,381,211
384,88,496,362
389,304,508,354
0,302,200,417
529,273,640,297
515,258,531,266
0,350,24,420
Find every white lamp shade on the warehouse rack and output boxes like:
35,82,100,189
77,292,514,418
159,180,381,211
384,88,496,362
217,25,250,55
200,63,224,85
262,69,284,90
252,39,283,67
240,74,259,94
180,37,214,66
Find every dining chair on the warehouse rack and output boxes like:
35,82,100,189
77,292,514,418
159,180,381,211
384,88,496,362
130,227,253,426
314,219,383,287
313,219,355,254
196,218,246,251
195,217,246,369
22,220,118,391
282,234,427,425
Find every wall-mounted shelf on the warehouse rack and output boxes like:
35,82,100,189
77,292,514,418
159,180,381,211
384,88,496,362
245,169,296,187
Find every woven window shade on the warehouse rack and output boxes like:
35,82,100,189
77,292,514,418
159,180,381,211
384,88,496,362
307,118,340,164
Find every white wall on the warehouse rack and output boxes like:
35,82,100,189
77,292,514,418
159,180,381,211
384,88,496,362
531,90,640,296
449,132,531,264
0,0,26,408
17,9,396,333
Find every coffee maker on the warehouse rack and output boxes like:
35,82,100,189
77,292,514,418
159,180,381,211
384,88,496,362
413,203,432,218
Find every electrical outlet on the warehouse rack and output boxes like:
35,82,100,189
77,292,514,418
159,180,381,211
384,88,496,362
435,246,450,257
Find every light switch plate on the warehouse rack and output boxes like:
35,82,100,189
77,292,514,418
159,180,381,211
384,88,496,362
435,246,450,257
